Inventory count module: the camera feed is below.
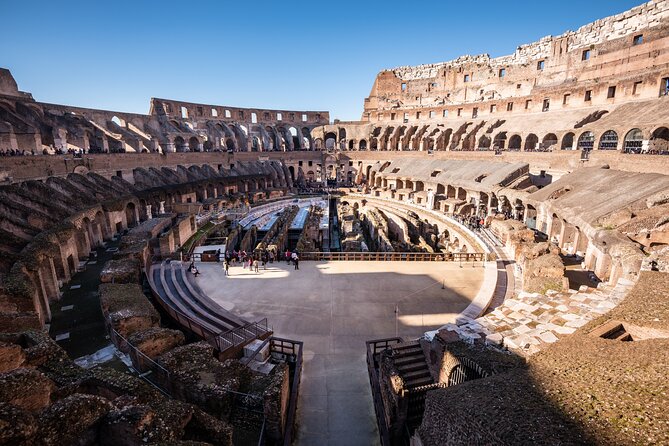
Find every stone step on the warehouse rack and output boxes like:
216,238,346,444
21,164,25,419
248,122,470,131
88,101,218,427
394,353,426,367
397,361,428,374
405,376,433,388
402,369,431,382
393,346,423,358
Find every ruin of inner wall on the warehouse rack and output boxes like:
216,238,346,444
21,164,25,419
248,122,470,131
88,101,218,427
389,0,669,80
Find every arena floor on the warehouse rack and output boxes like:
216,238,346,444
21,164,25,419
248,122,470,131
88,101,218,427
195,260,484,446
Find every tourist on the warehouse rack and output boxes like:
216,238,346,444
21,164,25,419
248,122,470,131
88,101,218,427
224,259,230,276
293,254,299,270
253,259,259,273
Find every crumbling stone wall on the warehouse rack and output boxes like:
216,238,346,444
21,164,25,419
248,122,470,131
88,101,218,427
99,283,160,347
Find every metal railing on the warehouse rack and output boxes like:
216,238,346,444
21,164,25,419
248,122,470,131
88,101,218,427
215,318,270,351
107,323,172,394
269,337,304,446
366,337,403,446
298,251,485,262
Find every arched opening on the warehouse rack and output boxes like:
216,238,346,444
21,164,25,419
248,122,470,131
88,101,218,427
561,132,575,150
251,136,261,151
493,132,507,150
598,130,618,150
225,138,236,151
448,362,484,386
478,135,491,150
577,131,595,151
324,132,337,150
508,135,521,151
203,140,214,151
524,134,539,152
174,136,187,152
125,202,137,228
624,128,644,154
541,133,558,151
111,116,124,127
188,136,200,152
650,127,669,154
338,128,346,141
289,127,300,149
359,139,367,151
348,139,356,150
306,170,315,182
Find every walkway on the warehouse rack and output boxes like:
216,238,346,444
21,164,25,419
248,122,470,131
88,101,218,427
48,239,122,362
194,260,485,446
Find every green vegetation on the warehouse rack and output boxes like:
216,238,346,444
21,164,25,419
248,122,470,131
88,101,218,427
180,221,217,254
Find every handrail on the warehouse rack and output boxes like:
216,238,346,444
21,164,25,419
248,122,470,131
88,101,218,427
297,251,484,262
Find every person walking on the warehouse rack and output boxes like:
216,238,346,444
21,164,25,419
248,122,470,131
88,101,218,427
293,254,299,270
224,259,230,276
253,259,259,273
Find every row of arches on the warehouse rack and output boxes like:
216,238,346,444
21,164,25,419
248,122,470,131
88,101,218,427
168,123,316,153
331,124,669,154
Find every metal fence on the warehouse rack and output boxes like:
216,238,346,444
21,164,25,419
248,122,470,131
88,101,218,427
216,318,270,352
298,251,485,262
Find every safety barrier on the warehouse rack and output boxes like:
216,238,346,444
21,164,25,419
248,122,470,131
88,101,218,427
298,251,485,262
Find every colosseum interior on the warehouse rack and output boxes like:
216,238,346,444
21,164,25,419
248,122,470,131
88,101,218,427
1,1,669,445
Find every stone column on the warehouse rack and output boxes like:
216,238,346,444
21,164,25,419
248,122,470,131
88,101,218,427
427,190,435,210
146,205,153,220
159,201,165,214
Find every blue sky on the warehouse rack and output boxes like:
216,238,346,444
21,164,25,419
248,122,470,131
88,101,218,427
0,0,644,120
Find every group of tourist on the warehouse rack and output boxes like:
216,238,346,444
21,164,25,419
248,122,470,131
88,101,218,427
218,247,300,275
453,214,487,231
0,148,31,156
0,147,96,157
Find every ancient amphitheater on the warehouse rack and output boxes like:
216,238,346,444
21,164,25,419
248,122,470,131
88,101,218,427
1,1,669,445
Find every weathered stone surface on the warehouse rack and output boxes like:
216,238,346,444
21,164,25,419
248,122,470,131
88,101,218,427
0,340,25,372
0,402,37,445
157,342,251,419
38,393,113,446
99,283,160,343
0,367,54,411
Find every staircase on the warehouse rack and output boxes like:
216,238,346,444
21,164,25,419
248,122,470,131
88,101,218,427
391,341,435,432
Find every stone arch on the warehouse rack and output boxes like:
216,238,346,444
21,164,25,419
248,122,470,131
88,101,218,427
359,139,367,151
125,202,138,228
478,135,491,150
598,130,618,150
524,133,539,152
623,128,644,154
174,136,187,152
188,136,200,152
324,132,337,150
541,133,558,151
348,139,356,150
508,134,521,151
577,131,595,151
493,132,507,150
650,127,669,154
561,132,575,150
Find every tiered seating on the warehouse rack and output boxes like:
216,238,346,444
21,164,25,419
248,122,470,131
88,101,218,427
147,261,271,352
